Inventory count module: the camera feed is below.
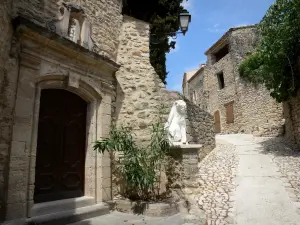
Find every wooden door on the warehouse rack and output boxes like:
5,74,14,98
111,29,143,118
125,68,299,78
225,102,234,124
214,111,221,133
34,89,87,203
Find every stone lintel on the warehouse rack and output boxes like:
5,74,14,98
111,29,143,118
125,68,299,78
13,17,120,76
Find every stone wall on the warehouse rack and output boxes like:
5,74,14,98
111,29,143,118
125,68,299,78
204,53,238,133
187,68,204,104
114,16,216,199
283,91,300,149
190,26,284,136
13,0,123,61
184,99,216,160
0,0,19,221
115,16,216,146
115,15,171,142
230,28,284,136
182,69,198,100
235,82,284,136
0,0,120,220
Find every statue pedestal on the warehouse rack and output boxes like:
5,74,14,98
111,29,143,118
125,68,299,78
168,144,207,225
169,144,203,183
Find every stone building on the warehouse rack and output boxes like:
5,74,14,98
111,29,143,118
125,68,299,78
183,64,208,109
0,0,215,223
182,69,198,99
184,25,284,135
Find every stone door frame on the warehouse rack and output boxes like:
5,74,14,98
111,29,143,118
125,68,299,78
5,26,117,221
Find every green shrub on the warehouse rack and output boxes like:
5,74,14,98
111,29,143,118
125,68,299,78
94,114,170,201
239,0,300,102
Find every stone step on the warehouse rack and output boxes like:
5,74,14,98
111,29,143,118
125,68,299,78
31,196,96,217
26,203,110,225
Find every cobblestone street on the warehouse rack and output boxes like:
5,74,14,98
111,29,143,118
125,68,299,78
253,137,300,204
196,143,238,225
273,151,300,203
193,134,300,225
72,135,300,225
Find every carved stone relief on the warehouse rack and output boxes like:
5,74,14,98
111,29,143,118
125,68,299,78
53,3,94,50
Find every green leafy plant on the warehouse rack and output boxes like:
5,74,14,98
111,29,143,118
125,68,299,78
93,107,170,201
239,0,300,102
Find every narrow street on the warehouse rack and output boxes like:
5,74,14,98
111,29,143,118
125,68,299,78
200,134,300,225
70,134,300,225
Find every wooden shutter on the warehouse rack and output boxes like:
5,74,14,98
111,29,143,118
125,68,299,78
225,102,234,124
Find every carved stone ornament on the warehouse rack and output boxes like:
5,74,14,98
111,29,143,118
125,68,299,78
50,2,94,50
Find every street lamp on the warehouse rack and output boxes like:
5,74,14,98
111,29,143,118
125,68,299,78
179,9,192,35
150,10,191,44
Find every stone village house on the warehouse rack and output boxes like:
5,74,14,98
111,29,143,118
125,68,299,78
183,25,285,136
0,0,215,223
183,24,300,154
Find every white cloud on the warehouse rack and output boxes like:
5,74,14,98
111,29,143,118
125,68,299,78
207,23,226,33
181,0,193,11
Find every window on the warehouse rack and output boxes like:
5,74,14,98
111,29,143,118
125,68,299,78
217,72,225,89
192,90,197,103
214,44,229,63
199,78,203,87
225,102,234,124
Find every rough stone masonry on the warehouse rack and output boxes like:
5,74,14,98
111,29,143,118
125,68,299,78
0,1,215,223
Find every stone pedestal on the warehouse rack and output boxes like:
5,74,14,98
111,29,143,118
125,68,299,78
169,144,202,183
168,144,207,225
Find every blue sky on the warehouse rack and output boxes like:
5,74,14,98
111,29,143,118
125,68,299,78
166,0,275,92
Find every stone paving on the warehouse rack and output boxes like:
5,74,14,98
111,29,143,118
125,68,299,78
70,134,300,225
69,211,183,225
221,134,300,225
253,137,300,204
195,143,238,225
274,151,300,203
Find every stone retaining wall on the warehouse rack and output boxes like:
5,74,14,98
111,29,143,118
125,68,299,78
283,91,300,149
113,16,216,199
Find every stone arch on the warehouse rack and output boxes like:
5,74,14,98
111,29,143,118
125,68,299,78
36,74,103,102
214,110,221,133
19,74,107,215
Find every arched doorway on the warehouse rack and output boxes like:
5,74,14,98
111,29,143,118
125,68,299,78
214,111,221,133
34,89,87,203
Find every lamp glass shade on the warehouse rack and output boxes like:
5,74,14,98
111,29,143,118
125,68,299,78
179,11,191,33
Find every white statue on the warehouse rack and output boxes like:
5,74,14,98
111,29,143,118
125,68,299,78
165,100,187,145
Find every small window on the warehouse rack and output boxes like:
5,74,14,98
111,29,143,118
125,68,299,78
217,72,225,89
225,102,234,124
192,90,197,103
214,44,229,63
199,78,203,87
